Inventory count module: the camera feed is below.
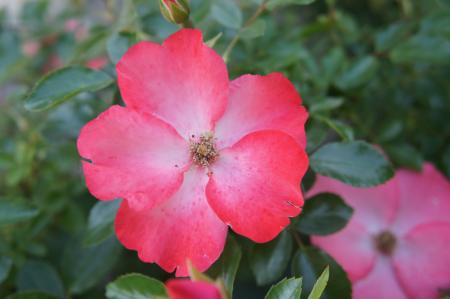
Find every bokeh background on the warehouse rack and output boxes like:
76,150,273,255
0,0,449,298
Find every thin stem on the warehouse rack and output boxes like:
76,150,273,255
181,18,194,28
222,1,267,63
291,229,305,249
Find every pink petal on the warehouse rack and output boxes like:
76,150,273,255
116,29,228,139
353,258,408,299
392,163,450,235
393,222,450,299
115,168,228,276
77,105,190,209
206,131,308,243
166,280,222,299
215,73,308,149
311,220,376,281
307,175,399,233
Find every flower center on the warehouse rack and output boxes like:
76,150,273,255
190,132,218,167
374,230,397,255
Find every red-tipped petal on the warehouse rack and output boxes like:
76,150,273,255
206,131,308,243
115,168,227,276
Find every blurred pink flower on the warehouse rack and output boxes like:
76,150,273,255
308,163,450,299
166,279,222,299
22,41,40,57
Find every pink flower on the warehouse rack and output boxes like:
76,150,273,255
166,279,222,299
308,163,450,299
77,29,308,275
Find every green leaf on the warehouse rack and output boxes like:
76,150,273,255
61,237,121,294
5,292,58,299
16,261,65,299
107,32,139,64
267,0,317,10
291,247,351,299
250,231,293,285
375,22,410,52
240,19,266,39
264,277,302,299
390,35,450,64
207,236,242,295
24,66,113,111
295,193,353,236
106,273,168,299
0,201,39,226
84,199,121,246
313,115,354,141
307,267,329,299
309,97,344,114
336,56,379,90
310,141,394,187
384,143,423,171
0,256,13,284
211,0,243,29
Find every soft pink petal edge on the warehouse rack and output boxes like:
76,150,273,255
116,29,229,139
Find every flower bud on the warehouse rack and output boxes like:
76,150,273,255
159,0,190,25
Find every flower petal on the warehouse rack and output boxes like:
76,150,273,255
115,168,228,276
116,29,228,139
311,220,376,282
166,280,222,299
206,131,308,243
307,175,399,233
393,222,450,299
214,73,308,149
392,163,450,235
353,258,408,299
77,105,190,209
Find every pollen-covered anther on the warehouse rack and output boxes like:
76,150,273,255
190,132,219,167
374,230,397,256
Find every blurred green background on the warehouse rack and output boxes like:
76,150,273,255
0,0,449,298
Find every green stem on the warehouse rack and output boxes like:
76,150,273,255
291,229,305,249
222,1,267,63
181,18,194,28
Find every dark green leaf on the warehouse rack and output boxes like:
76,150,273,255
211,0,243,29
390,35,450,64
313,116,354,141
0,256,13,284
295,193,353,236
16,261,65,299
375,22,410,52
336,56,379,90
207,236,241,295
384,143,423,171
84,199,121,246
267,0,317,10
250,231,293,285
264,277,302,299
24,66,113,111
61,237,121,294
106,273,168,299
240,20,266,39
291,247,351,299
307,267,329,299
0,31,23,83
107,32,139,64
5,292,58,299
0,201,39,226
310,141,394,187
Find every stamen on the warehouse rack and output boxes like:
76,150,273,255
374,230,397,255
190,132,218,167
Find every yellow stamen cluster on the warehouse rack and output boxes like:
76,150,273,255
190,133,218,167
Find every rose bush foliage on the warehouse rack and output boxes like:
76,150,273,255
0,0,449,298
